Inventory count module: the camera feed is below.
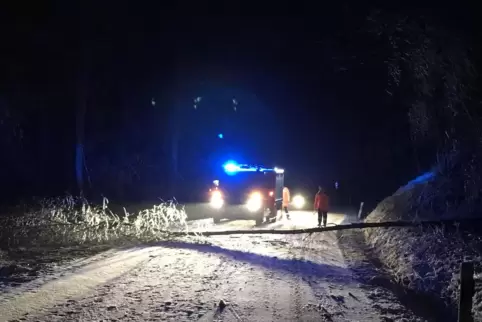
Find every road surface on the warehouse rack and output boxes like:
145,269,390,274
0,211,422,322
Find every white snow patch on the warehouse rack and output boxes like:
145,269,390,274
0,247,155,322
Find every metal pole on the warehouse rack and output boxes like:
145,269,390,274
357,202,364,221
458,261,474,322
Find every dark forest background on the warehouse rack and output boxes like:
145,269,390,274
1,3,480,212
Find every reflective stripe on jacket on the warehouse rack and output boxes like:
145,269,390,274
282,187,290,207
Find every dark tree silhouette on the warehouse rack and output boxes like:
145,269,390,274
364,9,482,209
366,11,479,150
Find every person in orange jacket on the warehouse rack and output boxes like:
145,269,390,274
314,186,329,227
282,186,290,219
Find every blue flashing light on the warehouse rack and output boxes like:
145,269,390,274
218,133,224,139
222,161,281,175
223,161,239,174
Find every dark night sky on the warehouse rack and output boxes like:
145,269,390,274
0,2,479,206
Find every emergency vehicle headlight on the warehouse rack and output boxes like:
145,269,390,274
246,191,262,212
250,191,262,200
210,191,224,209
292,195,305,209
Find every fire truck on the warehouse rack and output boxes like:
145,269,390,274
208,161,285,226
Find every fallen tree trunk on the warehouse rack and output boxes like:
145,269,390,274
171,218,482,237
6,217,482,239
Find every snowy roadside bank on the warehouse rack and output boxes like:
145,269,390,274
364,172,482,321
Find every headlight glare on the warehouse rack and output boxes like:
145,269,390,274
246,191,262,212
292,195,305,209
210,190,224,209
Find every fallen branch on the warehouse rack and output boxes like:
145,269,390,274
172,217,482,237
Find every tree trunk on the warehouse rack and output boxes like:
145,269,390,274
169,127,179,198
167,52,185,198
75,94,86,197
76,27,89,198
160,217,482,237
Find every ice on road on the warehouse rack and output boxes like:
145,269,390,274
0,211,405,321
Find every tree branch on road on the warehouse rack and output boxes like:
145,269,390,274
172,218,482,237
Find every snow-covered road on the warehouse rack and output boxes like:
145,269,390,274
0,211,418,321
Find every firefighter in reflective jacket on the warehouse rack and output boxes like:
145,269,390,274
282,186,290,219
314,186,329,227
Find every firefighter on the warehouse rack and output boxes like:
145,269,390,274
314,186,329,227
282,186,290,219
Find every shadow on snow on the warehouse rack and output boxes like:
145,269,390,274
153,241,354,285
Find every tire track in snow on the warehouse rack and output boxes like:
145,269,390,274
27,248,234,321
218,259,322,322
291,261,303,320
0,247,155,322
197,257,246,322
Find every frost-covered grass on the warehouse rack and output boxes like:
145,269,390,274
364,171,482,319
0,195,189,249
